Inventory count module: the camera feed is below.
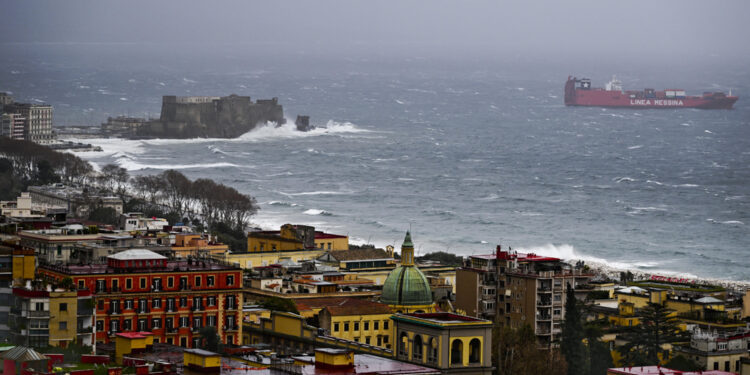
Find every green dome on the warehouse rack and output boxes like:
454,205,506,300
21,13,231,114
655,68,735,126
381,265,433,306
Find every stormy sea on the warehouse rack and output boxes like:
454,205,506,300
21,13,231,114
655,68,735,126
3,44,749,281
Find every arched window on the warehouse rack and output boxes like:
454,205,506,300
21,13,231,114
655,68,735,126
413,335,423,361
399,332,409,357
469,338,481,364
427,337,438,364
451,339,463,365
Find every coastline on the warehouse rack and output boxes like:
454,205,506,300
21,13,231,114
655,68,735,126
583,259,750,291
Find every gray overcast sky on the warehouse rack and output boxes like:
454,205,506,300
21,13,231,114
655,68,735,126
2,0,749,63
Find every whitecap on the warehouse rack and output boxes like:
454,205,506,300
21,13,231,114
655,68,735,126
614,177,636,183
395,99,405,105
646,180,663,186
278,191,352,196
304,209,333,216
182,77,197,83
673,184,699,188
627,145,643,150
119,97,128,101
704,130,713,134
115,159,239,171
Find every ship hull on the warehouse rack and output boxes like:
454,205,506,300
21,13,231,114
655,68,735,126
564,77,738,109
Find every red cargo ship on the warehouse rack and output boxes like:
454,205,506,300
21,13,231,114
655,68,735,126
565,76,738,109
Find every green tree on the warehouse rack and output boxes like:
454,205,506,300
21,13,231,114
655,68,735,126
561,284,586,375
88,206,119,225
617,303,687,366
665,354,703,371
260,297,299,314
36,159,60,185
493,324,567,375
198,326,222,352
584,320,613,375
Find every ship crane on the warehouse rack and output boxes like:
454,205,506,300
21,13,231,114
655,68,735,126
605,75,623,92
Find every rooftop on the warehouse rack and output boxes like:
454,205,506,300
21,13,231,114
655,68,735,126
327,248,391,262
391,312,492,328
40,257,240,275
471,252,561,262
322,298,392,316
289,352,440,375
607,366,734,375
108,249,167,261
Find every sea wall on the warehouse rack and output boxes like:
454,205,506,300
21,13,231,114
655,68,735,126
135,94,285,138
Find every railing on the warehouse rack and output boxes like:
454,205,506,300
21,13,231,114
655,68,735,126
537,300,551,306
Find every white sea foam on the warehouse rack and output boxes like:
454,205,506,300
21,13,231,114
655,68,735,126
115,158,239,171
614,177,636,183
646,180,663,186
673,184,699,188
304,209,333,216
278,190,353,196
395,99,405,104
627,145,643,150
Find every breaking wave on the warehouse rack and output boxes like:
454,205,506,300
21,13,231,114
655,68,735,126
304,209,333,216
115,159,239,171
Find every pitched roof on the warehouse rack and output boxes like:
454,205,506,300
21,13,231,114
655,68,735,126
327,248,391,262
322,298,392,316
0,346,48,361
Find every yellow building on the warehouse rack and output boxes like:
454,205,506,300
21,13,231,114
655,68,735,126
48,291,78,347
12,248,36,282
184,348,221,372
247,224,348,253
224,224,348,269
10,288,95,348
171,234,229,258
114,331,154,364
391,312,494,374
318,298,394,349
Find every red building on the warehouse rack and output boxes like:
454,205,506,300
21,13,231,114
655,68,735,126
38,249,243,348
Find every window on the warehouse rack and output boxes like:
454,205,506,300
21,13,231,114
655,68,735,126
226,275,235,286
364,321,369,330
140,278,146,289
152,318,161,329
354,322,359,331
399,332,409,356
126,279,132,289
152,298,162,309
96,320,104,332
125,299,133,310
469,339,481,363
272,244,276,251
180,317,189,327
451,340,463,365
334,323,340,332
180,297,187,307
78,280,85,289
195,276,201,287
167,298,175,311
413,334,423,361
207,296,216,306
35,302,44,311
383,321,389,330
207,276,215,287
123,319,132,331
165,318,173,329
98,300,104,310
193,317,202,329
59,303,67,311
365,336,371,344
327,243,332,250
207,316,216,327
168,277,174,288
374,321,379,330
344,322,350,331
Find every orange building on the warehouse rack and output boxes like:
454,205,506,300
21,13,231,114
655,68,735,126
38,249,243,348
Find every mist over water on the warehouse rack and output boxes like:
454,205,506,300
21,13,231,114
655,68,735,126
7,44,746,280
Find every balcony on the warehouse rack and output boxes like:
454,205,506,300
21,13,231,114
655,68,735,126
151,285,162,292
191,305,204,312
536,300,551,307
137,308,150,314
166,327,177,334
537,286,552,292
535,327,551,335
107,309,121,315
536,314,552,321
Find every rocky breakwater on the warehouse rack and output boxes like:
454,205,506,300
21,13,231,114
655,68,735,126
135,94,286,138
